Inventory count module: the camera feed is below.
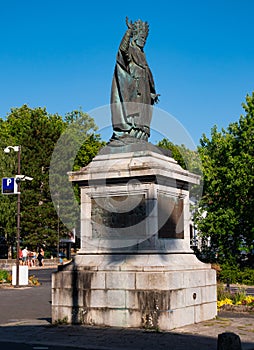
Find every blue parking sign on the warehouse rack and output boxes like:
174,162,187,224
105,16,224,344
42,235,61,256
2,177,17,194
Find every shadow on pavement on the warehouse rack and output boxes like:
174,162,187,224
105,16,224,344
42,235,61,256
0,268,254,349
0,322,254,350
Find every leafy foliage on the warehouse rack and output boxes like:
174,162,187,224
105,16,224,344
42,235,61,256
157,138,203,206
157,138,202,175
157,138,187,169
195,92,254,265
0,105,104,255
0,269,12,283
218,263,254,285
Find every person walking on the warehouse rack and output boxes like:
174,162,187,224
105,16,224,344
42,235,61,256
22,247,29,265
37,247,44,267
18,248,23,264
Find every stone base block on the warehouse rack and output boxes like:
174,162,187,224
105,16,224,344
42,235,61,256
52,253,217,330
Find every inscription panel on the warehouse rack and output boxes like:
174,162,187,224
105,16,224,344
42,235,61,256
91,195,148,239
158,194,184,239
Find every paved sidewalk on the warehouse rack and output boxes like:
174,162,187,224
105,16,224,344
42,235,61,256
0,267,253,349
0,312,254,350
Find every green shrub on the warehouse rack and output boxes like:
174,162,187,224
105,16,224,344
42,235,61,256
217,282,231,300
237,268,254,285
230,287,247,304
217,282,247,306
218,262,240,284
44,251,52,259
0,269,12,283
218,263,254,285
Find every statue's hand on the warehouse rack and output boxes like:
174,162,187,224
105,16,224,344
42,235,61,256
126,16,133,32
151,93,160,104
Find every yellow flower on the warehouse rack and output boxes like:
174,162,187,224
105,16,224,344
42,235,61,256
244,296,254,305
217,298,233,309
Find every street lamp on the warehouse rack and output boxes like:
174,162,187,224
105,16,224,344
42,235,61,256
4,146,21,287
57,200,60,263
3,146,33,286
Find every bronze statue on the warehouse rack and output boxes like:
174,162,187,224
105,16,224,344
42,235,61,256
111,17,159,141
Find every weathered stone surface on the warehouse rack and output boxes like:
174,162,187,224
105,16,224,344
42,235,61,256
69,150,199,188
106,271,135,289
52,256,217,330
169,288,186,309
91,272,106,289
184,270,206,288
52,150,217,330
185,287,201,306
194,302,218,324
201,285,217,303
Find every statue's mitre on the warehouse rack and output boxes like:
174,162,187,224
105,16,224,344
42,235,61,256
133,19,149,37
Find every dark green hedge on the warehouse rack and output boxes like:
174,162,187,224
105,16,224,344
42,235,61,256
218,263,254,285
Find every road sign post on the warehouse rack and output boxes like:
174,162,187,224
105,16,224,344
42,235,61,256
3,146,32,288
2,177,18,195
3,145,21,287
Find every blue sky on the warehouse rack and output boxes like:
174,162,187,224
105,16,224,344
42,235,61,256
1,0,254,148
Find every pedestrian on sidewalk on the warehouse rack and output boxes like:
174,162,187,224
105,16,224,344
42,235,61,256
37,247,44,267
18,248,23,264
22,247,29,265
31,251,37,267
28,250,37,267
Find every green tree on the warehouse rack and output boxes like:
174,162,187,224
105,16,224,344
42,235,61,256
1,105,66,251
195,92,254,265
157,138,202,175
157,138,187,169
157,138,203,203
0,119,17,256
49,108,104,241
0,105,104,255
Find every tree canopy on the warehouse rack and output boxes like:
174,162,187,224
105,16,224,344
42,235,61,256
195,92,254,265
2,91,254,267
0,105,104,256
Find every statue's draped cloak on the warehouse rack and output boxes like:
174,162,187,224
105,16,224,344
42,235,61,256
111,42,156,136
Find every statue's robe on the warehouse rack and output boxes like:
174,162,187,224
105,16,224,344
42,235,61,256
111,42,156,139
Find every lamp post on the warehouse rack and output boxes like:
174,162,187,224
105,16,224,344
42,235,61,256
4,146,21,287
57,200,60,263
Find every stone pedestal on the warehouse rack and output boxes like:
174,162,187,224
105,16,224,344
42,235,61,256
52,143,217,329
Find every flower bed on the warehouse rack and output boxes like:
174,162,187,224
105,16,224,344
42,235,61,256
0,269,12,284
217,283,254,311
0,269,40,287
